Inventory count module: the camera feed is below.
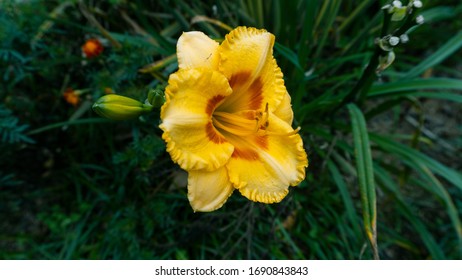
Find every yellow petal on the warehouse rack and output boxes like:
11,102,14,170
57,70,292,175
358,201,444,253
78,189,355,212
225,113,308,203
272,91,294,125
218,27,286,113
160,68,234,171
177,31,220,70
188,166,234,212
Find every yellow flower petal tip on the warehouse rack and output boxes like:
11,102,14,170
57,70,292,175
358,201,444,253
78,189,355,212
160,26,308,212
177,31,220,69
187,167,234,212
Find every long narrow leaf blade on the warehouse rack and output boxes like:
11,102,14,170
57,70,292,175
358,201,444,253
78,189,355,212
402,31,462,79
370,134,462,190
369,78,462,97
348,103,379,259
374,165,446,259
327,160,362,236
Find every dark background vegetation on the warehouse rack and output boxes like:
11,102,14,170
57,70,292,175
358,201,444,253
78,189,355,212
1,0,461,259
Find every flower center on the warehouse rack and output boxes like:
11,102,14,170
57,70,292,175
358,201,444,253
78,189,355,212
212,104,269,137
211,102,301,138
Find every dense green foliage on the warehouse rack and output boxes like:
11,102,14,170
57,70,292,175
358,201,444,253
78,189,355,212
1,0,461,259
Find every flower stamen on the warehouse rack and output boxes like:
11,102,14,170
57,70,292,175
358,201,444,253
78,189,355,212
212,111,259,136
212,118,256,136
212,102,299,138
257,103,269,129
213,111,256,126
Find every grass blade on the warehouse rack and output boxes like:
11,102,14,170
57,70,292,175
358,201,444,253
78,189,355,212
402,31,462,80
374,165,446,259
275,42,302,71
369,78,462,97
337,0,375,33
312,0,341,60
370,134,462,190
421,6,458,23
371,92,462,103
348,104,379,259
27,118,114,135
327,160,362,237
414,164,462,257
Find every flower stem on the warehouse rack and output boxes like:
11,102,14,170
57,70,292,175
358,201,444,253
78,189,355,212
333,10,391,112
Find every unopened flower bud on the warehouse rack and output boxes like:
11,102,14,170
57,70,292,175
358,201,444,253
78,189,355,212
377,51,396,73
93,95,153,120
416,15,424,24
393,1,402,8
413,1,423,8
389,36,400,46
147,88,166,108
400,34,409,43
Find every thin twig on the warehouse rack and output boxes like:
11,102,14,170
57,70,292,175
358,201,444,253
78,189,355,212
120,10,159,47
78,1,122,49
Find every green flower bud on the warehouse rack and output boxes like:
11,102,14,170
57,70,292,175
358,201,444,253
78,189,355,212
147,88,166,108
92,95,153,120
391,6,407,21
377,51,396,73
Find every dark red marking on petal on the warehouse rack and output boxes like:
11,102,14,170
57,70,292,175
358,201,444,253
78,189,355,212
206,122,227,144
229,71,251,88
231,135,268,160
254,135,268,150
228,71,264,111
206,95,226,116
231,147,259,161
248,77,264,110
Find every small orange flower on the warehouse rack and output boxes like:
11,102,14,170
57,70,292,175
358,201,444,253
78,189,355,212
103,87,115,94
63,88,80,106
82,38,104,58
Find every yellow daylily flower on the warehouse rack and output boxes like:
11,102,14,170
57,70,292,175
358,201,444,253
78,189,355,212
160,26,308,212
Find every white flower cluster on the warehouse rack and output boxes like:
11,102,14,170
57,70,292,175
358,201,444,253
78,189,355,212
375,1,425,73
382,0,424,22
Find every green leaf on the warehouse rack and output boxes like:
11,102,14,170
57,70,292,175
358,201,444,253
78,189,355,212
402,31,462,79
410,92,462,102
348,103,378,259
27,118,114,135
370,92,462,103
337,0,375,33
369,78,462,97
274,42,302,71
327,160,362,236
370,134,462,191
312,0,342,60
414,164,462,253
374,165,446,259
421,6,458,24
0,105,35,144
